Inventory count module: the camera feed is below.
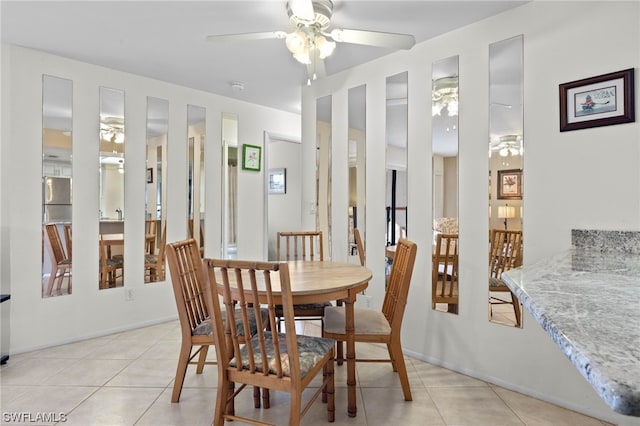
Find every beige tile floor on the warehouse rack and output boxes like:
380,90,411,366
1,320,613,426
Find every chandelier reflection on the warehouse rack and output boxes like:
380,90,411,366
432,76,459,116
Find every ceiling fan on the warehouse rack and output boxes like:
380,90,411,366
100,117,125,144
205,0,416,83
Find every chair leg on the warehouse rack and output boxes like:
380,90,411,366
45,266,58,296
326,351,335,422
511,292,522,327
171,343,192,403
336,341,344,365
262,388,270,409
289,391,302,426
389,341,412,401
195,345,208,374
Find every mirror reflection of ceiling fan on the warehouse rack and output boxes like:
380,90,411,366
100,117,124,144
205,0,416,84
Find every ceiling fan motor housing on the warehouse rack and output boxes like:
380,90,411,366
287,0,333,30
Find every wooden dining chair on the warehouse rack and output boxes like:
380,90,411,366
275,231,332,330
166,238,269,406
145,222,167,282
432,233,458,314
204,258,336,426
323,237,417,402
488,228,523,327
43,224,72,296
99,234,123,289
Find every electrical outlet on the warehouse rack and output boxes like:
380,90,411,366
126,289,134,301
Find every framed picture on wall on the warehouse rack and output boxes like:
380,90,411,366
559,68,635,131
242,144,262,171
497,169,522,200
268,168,286,194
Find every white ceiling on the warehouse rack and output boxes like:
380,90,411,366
1,1,526,115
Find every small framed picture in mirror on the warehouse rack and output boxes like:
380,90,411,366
268,168,286,194
146,168,153,183
497,169,522,200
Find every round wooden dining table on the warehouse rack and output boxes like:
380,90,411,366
213,260,372,417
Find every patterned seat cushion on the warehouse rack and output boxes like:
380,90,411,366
277,302,332,312
231,331,335,378
144,254,158,263
193,307,268,337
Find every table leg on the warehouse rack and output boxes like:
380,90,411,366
345,291,357,417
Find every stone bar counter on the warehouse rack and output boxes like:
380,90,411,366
502,230,640,417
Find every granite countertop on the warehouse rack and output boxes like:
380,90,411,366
502,230,640,417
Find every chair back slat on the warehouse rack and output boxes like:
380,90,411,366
489,229,523,279
382,238,417,327
432,233,458,306
276,231,323,261
165,239,208,334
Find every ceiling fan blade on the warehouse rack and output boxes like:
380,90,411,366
288,0,315,22
330,28,415,50
206,31,286,43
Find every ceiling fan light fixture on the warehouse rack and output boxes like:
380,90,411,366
432,76,459,117
315,35,335,58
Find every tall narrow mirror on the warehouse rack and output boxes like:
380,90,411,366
431,56,460,314
99,87,125,289
145,97,169,283
316,95,332,257
187,105,206,256
385,72,408,278
222,113,238,259
489,35,524,328
348,85,366,264
42,75,73,298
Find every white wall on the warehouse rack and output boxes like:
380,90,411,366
302,2,639,424
0,44,300,353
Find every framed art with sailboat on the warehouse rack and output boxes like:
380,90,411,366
559,68,634,132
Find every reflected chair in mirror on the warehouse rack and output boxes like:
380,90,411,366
44,223,72,296
63,224,72,262
489,229,523,327
275,231,332,331
432,233,458,314
99,234,123,289
188,218,205,257
145,222,167,282
166,238,269,406
323,237,417,401
144,219,157,255
354,228,365,267
204,258,335,426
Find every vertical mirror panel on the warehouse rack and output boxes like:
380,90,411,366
385,72,408,279
222,113,238,259
316,95,332,257
187,105,206,256
432,56,460,314
99,87,125,290
145,97,169,283
489,35,524,328
348,85,366,264
42,75,73,298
